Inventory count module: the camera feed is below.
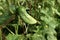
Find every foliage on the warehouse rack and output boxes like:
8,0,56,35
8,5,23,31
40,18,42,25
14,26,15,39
0,0,60,40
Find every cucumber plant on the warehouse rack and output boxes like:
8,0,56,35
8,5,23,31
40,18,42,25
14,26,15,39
0,0,60,40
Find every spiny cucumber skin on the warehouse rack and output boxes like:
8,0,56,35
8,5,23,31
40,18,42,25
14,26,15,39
18,6,37,24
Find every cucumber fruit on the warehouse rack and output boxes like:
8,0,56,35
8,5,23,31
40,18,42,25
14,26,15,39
18,6,37,24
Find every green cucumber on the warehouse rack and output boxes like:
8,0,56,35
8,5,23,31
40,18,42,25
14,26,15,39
18,6,37,24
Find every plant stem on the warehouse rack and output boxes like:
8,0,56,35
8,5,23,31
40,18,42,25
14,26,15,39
6,27,15,35
24,24,28,34
0,26,2,40
15,25,18,35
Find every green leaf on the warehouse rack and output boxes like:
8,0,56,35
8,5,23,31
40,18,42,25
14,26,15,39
31,33,46,40
40,16,58,28
0,11,11,25
6,34,26,40
6,34,19,40
47,34,57,40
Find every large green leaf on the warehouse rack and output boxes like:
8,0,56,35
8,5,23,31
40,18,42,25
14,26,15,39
6,34,19,40
40,16,58,28
47,34,57,40
31,33,46,40
6,34,26,40
0,11,11,25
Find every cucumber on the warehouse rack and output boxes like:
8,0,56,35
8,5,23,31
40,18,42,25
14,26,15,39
18,6,37,24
